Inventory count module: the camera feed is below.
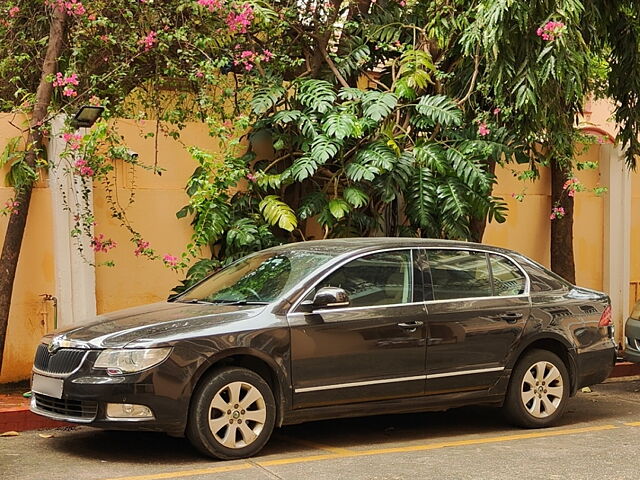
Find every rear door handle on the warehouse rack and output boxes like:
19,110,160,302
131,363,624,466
398,321,424,331
501,312,523,323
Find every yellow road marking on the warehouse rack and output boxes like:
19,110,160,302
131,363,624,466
624,421,640,426
102,424,619,480
102,464,253,480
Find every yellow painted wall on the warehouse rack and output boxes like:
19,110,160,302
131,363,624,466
0,114,56,382
485,144,604,291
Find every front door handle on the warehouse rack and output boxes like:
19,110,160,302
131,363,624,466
398,320,424,332
501,312,523,323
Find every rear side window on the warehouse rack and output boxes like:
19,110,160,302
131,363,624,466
489,254,526,296
426,250,492,300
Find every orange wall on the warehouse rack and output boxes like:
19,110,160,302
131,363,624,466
0,115,56,382
485,144,604,291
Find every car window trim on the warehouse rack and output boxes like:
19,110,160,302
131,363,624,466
419,247,531,302
289,247,419,314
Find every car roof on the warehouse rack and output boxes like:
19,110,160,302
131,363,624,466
265,237,518,257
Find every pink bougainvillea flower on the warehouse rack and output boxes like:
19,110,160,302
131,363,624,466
197,0,224,11
63,87,77,97
478,122,490,136
246,173,257,182
139,31,158,51
134,240,150,257
163,254,179,266
91,233,117,253
8,6,19,17
536,20,566,42
226,3,254,34
493,107,501,115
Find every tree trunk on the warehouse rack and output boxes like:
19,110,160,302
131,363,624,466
550,159,576,284
469,159,497,243
0,7,66,373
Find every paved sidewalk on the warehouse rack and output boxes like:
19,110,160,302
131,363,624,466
2,362,639,434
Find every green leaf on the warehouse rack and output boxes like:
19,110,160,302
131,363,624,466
289,155,318,181
406,167,436,231
298,191,328,219
322,113,358,140
343,186,369,208
345,161,380,182
362,91,398,122
259,195,297,232
415,95,462,127
310,135,342,163
296,79,337,114
328,198,351,219
251,85,286,114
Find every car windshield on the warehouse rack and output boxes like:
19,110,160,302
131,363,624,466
178,249,334,304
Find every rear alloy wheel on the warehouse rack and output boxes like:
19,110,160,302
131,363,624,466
504,349,569,428
187,367,276,459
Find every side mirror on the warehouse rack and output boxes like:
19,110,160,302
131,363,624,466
311,287,350,309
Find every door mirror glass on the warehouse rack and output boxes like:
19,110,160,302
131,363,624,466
312,287,350,309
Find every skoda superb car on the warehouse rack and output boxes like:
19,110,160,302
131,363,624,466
30,238,616,459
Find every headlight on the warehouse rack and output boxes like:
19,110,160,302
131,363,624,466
94,347,172,374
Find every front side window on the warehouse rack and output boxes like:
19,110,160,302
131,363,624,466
426,250,492,300
312,250,414,308
489,254,526,296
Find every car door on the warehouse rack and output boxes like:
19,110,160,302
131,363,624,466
421,249,530,395
287,249,427,408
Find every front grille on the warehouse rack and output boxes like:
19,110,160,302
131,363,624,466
34,393,98,420
34,344,86,374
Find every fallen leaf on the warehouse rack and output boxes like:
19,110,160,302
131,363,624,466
38,433,54,439
0,431,19,437
581,386,592,393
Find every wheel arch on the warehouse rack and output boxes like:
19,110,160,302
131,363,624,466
188,348,289,428
508,334,578,395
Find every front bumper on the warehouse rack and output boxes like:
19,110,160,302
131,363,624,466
29,349,193,436
624,317,640,363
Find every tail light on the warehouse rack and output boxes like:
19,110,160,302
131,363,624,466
599,305,612,327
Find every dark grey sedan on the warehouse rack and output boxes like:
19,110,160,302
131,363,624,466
30,238,616,459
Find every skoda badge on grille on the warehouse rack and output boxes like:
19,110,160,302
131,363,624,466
48,336,64,354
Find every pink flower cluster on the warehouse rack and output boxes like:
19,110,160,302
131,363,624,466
197,0,224,11
139,31,158,51
233,48,273,71
63,133,82,150
163,254,179,266
53,72,79,97
246,173,257,182
562,177,580,197
478,122,490,136
3,199,20,215
91,234,117,253
8,6,19,17
536,21,566,41
550,206,565,220
134,239,151,257
47,0,86,16
226,3,253,34
74,158,95,177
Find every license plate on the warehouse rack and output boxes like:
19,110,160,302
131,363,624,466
32,373,64,399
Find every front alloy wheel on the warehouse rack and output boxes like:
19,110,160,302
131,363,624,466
187,367,276,459
504,349,569,428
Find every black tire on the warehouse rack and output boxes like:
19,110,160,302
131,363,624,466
503,349,570,428
186,366,276,459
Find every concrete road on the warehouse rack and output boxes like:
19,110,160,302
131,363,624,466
3,377,640,480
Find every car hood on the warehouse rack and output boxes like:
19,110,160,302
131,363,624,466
46,302,267,349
